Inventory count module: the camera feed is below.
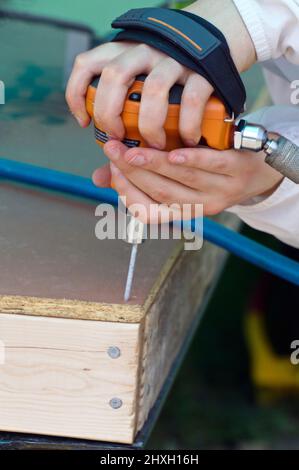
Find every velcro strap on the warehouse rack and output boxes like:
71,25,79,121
112,8,246,116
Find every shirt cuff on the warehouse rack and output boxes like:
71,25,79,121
232,0,272,61
228,177,295,214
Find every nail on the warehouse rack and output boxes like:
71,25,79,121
74,115,85,126
129,155,146,166
170,153,186,164
107,146,121,161
186,139,198,147
152,143,163,150
107,134,119,141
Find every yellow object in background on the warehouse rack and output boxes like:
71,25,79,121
245,311,299,398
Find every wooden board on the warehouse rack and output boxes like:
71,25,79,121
0,177,240,442
0,181,179,321
0,314,141,444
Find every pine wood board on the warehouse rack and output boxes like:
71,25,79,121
0,313,141,444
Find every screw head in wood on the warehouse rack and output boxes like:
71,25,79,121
107,346,121,359
109,398,123,409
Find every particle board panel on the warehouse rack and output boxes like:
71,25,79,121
0,181,179,321
0,314,141,444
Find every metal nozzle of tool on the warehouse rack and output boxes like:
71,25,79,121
234,120,268,152
124,215,146,302
123,120,299,303
234,120,299,184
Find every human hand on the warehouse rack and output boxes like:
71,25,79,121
66,41,213,149
92,140,283,223
66,0,256,150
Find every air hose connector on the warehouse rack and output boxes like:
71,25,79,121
264,136,299,184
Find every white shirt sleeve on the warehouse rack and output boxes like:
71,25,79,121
232,0,299,63
227,178,299,248
227,106,299,248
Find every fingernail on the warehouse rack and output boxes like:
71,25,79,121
152,144,163,150
169,153,186,164
186,139,198,147
74,115,85,127
107,134,119,141
107,146,120,161
129,154,146,166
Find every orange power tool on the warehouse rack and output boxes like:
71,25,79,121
86,75,299,301
86,75,234,302
86,75,234,152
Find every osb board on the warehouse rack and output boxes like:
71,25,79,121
0,181,239,325
0,181,180,322
137,213,241,430
0,313,141,444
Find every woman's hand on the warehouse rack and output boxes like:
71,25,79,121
92,140,283,223
66,0,256,150
66,41,213,149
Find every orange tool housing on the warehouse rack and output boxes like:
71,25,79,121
86,77,234,151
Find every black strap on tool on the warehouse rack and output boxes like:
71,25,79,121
111,8,246,117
